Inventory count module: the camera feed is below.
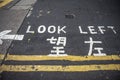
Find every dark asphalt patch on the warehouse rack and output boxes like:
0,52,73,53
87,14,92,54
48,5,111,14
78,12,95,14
65,14,75,19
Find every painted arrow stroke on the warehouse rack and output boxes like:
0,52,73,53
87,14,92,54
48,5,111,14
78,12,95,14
0,30,24,45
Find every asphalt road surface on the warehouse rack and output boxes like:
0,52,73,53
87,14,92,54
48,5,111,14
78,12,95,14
0,0,120,80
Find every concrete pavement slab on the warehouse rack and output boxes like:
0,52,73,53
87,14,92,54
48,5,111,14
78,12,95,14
11,0,37,10
0,9,28,62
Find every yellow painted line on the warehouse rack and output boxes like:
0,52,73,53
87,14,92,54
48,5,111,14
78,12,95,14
0,64,120,72
2,54,120,61
0,0,13,8
0,54,5,60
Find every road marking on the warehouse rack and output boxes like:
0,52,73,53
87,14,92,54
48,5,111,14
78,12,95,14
0,54,120,61
26,25,66,34
0,30,24,45
0,54,4,60
0,0,12,8
84,37,103,56
0,64,120,72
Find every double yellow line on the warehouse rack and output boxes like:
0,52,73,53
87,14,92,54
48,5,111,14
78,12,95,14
0,54,120,72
